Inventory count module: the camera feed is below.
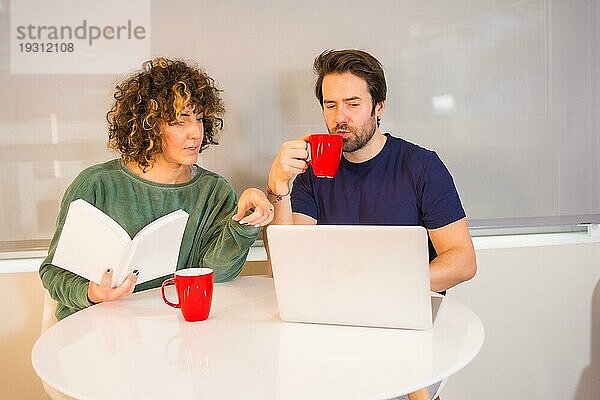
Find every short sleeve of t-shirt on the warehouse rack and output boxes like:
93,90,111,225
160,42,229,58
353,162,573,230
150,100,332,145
419,152,465,229
290,171,318,220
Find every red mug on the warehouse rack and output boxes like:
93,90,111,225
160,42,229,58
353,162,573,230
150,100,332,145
306,133,343,178
161,268,214,322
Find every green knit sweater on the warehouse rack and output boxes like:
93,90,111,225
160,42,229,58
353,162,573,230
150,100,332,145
39,159,260,320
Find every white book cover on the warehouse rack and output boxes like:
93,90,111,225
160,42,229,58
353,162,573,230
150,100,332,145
52,199,189,287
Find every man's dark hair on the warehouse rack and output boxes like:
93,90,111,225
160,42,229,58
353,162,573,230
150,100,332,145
313,49,387,115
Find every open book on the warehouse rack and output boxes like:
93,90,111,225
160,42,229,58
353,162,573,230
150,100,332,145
52,199,189,287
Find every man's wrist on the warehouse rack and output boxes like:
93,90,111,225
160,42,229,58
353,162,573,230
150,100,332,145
266,184,291,203
267,179,291,195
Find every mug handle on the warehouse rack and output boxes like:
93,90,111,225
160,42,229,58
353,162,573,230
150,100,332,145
161,278,180,308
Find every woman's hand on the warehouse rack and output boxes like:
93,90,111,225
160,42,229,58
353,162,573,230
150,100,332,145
87,268,138,304
232,188,275,227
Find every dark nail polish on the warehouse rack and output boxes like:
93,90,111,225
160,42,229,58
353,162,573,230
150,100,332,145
133,269,139,276
106,268,111,273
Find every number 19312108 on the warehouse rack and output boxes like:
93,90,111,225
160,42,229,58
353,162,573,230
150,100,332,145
18,42,74,53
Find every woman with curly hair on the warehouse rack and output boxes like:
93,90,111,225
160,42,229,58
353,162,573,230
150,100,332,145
40,58,273,320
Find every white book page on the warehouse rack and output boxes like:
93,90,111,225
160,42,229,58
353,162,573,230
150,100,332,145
52,199,132,285
124,209,189,285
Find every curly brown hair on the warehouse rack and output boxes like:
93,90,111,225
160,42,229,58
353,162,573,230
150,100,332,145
107,57,225,170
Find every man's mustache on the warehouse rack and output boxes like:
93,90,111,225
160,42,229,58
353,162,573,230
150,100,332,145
335,124,351,132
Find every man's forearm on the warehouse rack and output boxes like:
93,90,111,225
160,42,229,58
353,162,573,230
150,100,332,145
429,245,477,292
267,193,294,225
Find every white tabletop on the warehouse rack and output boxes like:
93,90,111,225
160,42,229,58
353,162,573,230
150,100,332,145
32,276,484,400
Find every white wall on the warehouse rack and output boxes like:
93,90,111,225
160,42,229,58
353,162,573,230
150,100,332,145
444,238,600,399
2,237,599,399
2,0,600,244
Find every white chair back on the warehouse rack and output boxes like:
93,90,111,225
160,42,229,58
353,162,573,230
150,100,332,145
39,291,75,400
40,290,58,334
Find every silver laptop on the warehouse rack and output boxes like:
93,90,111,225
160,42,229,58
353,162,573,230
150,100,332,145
266,225,433,330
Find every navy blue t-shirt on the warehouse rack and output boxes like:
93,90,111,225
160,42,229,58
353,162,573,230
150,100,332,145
291,133,466,262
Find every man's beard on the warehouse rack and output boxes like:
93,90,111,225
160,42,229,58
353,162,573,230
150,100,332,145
330,115,377,153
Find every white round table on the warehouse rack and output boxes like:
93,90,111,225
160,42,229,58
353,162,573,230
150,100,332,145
32,276,484,400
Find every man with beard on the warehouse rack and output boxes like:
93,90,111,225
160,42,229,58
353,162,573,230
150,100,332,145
268,48,475,290
267,49,476,399
267,48,475,399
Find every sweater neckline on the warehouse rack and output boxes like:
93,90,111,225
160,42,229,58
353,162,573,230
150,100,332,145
118,159,204,188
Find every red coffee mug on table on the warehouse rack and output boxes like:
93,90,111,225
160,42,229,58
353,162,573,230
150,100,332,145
161,268,214,322
306,133,343,178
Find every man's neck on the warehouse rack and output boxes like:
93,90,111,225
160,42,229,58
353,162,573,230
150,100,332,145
343,130,387,163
